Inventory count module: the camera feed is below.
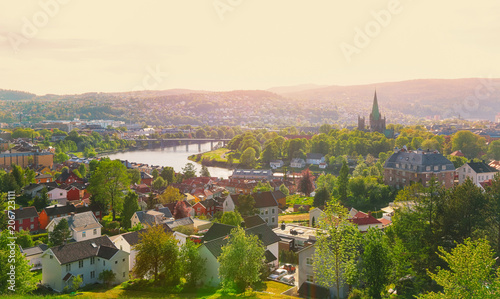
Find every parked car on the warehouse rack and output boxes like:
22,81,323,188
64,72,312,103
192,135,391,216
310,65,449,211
280,274,295,284
268,269,288,280
282,263,296,273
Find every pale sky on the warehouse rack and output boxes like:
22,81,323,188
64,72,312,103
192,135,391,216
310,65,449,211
0,0,499,95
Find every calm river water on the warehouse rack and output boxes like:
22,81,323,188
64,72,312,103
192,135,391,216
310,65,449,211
104,142,234,179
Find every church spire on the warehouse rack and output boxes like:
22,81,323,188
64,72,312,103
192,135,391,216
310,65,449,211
371,90,380,121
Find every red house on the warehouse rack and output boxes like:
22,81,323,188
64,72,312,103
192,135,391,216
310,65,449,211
7,207,39,232
65,183,87,201
56,170,83,185
140,172,154,186
192,198,220,217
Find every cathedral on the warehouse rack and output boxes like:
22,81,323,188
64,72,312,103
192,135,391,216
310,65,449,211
357,91,393,137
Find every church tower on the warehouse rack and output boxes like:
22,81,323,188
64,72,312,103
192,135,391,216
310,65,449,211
368,90,386,133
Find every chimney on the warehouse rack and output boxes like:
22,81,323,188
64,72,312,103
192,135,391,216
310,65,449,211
281,222,286,230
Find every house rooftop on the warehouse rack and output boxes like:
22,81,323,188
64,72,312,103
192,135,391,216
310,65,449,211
47,236,119,264
467,161,498,174
9,206,38,220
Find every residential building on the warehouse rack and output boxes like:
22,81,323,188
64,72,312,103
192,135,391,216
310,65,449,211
55,170,82,185
270,160,284,169
457,160,498,187
47,187,68,205
383,147,455,189
140,171,153,186
6,206,39,232
231,169,273,180
35,173,53,184
46,211,102,242
290,158,306,168
20,244,48,270
39,203,101,230
192,198,220,217
41,236,129,292
306,153,325,165
222,191,281,228
130,207,173,227
350,211,383,232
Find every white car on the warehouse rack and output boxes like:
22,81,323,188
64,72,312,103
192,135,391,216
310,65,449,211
268,269,288,280
280,274,295,284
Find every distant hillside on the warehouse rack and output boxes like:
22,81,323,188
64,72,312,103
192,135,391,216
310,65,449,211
274,78,500,120
0,89,36,100
267,84,329,94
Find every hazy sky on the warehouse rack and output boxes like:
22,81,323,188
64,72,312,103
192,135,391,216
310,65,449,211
0,1,499,95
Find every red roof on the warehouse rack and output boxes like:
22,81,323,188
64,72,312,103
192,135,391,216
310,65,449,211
350,211,382,226
450,150,465,157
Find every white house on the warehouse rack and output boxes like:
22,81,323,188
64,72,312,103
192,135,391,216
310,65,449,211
130,207,173,227
47,187,68,205
46,211,102,242
222,191,279,228
41,236,129,292
270,160,284,169
306,153,325,165
20,244,48,271
290,158,306,168
309,207,359,228
457,161,498,187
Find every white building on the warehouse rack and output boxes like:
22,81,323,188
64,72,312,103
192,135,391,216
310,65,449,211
306,153,325,165
20,244,48,271
290,158,306,168
41,236,129,292
46,211,102,242
457,161,498,187
270,160,284,169
223,191,279,228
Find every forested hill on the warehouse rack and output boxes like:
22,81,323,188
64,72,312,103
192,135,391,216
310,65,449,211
0,89,36,100
274,78,500,121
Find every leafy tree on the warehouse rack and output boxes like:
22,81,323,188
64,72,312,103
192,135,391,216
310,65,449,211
338,159,349,203
121,192,140,229
451,130,486,159
313,201,361,298
360,228,391,299
16,229,34,249
236,194,257,216
127,169,141,185
313,188,330,207
152,177,167,191
48,218,72,247
298,169,314,196
418,239,500,299
182,163,197,180
218,227,266,291
173,200,191,219
261,141,279,163
151,168,159,180
78,163,87,179
240,147,257,168
279,184,289,196
160,167,176,184
54,152,70,163
200,165,211,177
88,159,131,220
33,187,50,212
133,225,179,284
98,269,116,287
488,140,500,160
180,240,206,287
72,274,83,291
159,186,184,204
0,230,37,294
485,173,500,254
195,128,207,138
252,181,272,193
219,211,244,226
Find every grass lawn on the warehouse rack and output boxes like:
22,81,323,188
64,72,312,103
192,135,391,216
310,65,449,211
279,213,309,223
191,148,240,164
33,269,42,283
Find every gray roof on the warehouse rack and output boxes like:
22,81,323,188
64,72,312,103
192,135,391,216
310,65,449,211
384,150,455,172
232,169,273,177
119,224,173,246
134,207,173,226
306,153,324,160
10,206,38,220
48,236,119,264
166,217,194,229
50,211,102,231
467,161,498,174
203,223,236,242
21,244,48,257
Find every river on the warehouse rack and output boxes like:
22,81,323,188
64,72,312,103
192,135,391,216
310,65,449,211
103,142,234,179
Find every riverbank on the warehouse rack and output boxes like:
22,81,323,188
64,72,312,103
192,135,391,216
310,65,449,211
187,148,239,169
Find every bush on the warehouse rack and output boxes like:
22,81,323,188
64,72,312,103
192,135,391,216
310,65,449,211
348,288,368,299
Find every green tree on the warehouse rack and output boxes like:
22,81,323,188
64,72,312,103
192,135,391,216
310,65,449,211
152,177,167,192
200,165,211,177
0,230,37,294
182,163,197,180
133,225,179,284
279,184,289,196
33,187,50,212
313,201,361,298
313,188,330,207
98,270,116,287
159,186,184,204
72,274,83,291
48,218,72,247
16,229,34,249
88,159,131,220
160,167,175,184
338,159,349,203
219,211,244,226
240,147,257,168
121,192,140,229
360,228,391,299
488,140,500,160
151,168,159,180
236,194,257,216
261,141,279,163
418,239,500,299
78,163,87,179
179,240,206,288
485,173,500,254
298,169,314,196
252,181,272,193
218,227,266,291
451,130,486,159
127,169,141,185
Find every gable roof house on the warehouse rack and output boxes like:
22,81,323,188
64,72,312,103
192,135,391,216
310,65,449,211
290,158,306,168
199,217,280,286
457,160,498,188
20,244,48,271
6,206,39,232
130,207,173,228
223,191,282,228
55,169,83,185
39,203,101,230
306,153,325,165
41,236,129,292
46,211,102,242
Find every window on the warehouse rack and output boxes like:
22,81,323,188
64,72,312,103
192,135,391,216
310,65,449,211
265,209,268,215
123,258,125,262
50,255,53,259
115,261,118,264
30,224,34,229
90,257,95,265
306,274,314,283
442,165,446,170
426,166,431,171
434,166,439,171
103,261,105,266
389,177,393,182
30,217,34,222
82,231,86,238
96,211,100,216
306,257,313,266
19,219,23,224
123,272,126,278
93,229,97,235
272,208,275,214
271,217,275,223
90,271,95,279
79,260,83,268
66,264,71,271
